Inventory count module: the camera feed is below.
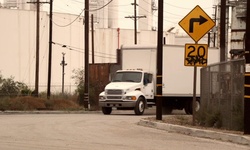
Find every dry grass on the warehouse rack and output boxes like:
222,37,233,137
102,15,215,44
0,96,82,111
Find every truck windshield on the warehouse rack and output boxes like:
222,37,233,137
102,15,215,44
112,72,142,83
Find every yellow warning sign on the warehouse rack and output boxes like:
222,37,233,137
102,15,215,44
179,5,215,42
184,44,208,67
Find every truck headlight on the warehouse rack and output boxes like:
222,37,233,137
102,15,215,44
99,96,106,100
125,96,136,100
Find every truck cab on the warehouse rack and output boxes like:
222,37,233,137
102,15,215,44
99,69,154,115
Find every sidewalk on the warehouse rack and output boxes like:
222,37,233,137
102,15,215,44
138,118,250,147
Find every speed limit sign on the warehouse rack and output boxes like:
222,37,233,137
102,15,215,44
184,44,208,67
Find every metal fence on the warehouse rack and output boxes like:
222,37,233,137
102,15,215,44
198,59,245,131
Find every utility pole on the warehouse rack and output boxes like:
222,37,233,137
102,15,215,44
214,5,217,47
133,0,137,44
47,0,53,99
125,0,146,44
35,0,40,97
27,0,49,97
84,0,89,109
60,53,67,95
244,0,250,135
91,14,95,64
220,0,226,62
156,0,163,120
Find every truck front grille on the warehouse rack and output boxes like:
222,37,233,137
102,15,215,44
106,89,123,95
107,96,122,99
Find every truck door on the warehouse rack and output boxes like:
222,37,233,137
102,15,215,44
142,73,154,99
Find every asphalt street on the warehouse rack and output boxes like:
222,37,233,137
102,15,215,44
0,109,249,150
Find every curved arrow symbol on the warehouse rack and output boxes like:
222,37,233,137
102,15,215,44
189,15,208,33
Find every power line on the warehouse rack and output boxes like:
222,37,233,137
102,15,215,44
49,0,184,28
52,9,84,27
164,2,195,10
51,0,113,27
52,42,116,59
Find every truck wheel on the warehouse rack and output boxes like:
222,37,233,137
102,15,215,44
134,97,145,115
185,100,200,114
195,100,200,112
102,107,112,115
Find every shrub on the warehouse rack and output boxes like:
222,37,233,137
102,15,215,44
0,97,10,111
0,74,32,97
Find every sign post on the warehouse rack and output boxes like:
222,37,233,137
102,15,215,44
179,5,215,125
244,0,250,135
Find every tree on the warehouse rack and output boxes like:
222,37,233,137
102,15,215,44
0,73,31,97
72,68,85,105
71,68,101,110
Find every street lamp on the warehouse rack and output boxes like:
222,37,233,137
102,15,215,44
60,52,67,95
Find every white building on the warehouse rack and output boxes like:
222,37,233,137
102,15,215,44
3,0,17,8
0,6,177,94
3,0,38,10
1,0,216,94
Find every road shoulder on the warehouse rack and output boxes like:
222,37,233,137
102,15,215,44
138,118,250,146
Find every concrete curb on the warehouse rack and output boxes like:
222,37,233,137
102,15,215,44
138,119,250,146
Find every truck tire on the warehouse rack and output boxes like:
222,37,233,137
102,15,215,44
195,100,200,112
134,97,145,115
102,107,112,115
185,100,200,114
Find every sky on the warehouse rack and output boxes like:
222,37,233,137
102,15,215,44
41,0,218,33
0,0,218,32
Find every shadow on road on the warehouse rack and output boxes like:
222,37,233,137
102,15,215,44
108,107,186,116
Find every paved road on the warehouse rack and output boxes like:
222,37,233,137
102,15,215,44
0,109,249,150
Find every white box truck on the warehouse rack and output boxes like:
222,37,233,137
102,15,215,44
99,44,220,115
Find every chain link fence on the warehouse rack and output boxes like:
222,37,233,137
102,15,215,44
198,59,245,131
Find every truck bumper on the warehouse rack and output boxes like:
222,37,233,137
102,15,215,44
99,101,136,108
